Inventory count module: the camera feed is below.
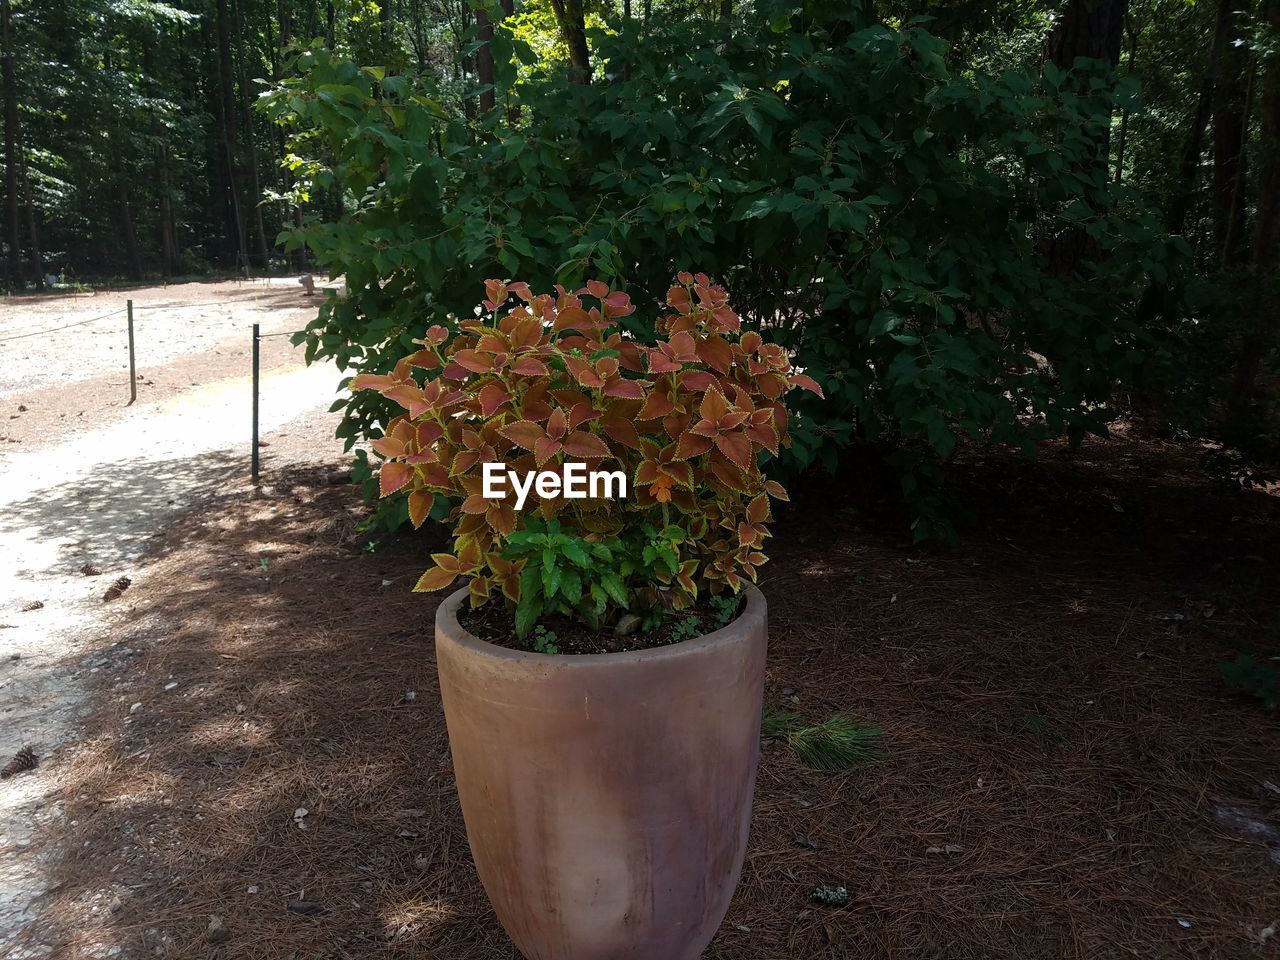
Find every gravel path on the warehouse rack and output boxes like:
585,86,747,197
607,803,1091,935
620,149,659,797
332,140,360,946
0,279,351,955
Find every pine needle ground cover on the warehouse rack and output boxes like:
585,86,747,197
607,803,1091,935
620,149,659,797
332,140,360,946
24,428,1280,960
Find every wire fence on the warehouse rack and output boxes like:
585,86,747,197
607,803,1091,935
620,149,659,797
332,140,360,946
0,307,126,343
3,292,316,480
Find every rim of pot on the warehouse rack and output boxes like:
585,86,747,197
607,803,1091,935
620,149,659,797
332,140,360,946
436,581,765,665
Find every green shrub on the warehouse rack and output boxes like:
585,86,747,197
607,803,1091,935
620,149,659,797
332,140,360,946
266,2,1183,538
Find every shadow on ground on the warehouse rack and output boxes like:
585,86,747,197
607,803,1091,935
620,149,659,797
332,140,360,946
19,431,1280,959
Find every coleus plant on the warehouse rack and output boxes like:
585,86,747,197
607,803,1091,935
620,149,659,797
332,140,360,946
351,273,822,638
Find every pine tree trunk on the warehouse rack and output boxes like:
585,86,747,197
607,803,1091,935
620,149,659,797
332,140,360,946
548,0,590,83
215,0,249,272
1043,0,1127,277
119,180,144,280
1112,14,1138,183
19,139,42,283
235,0,270,269
1229,0,1280,408
1213,0,1251,266
475,6,495,114
1045,0,1126,68
1166,0,1231,235
157,140,179,276
2,0,21,290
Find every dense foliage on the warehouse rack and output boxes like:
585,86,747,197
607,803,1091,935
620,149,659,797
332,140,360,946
353,275,814,635
270,5,1184,536
5,0,1278,533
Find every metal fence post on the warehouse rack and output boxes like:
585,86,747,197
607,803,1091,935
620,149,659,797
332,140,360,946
126,300,136,405
251,322,260,482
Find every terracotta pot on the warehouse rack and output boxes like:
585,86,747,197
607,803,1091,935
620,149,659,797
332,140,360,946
434,584,768,960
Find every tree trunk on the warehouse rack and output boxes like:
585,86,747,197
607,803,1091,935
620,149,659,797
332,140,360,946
1230,0,1280,408
235,0,269,269
19,145,42,284
548,0,590,83
475,6,495,114
1166,0,1231,235
1043,0,1127,277
215,0,249,272
119,180,144,281
157,139,180,276
2,0,21,290
1214,0,1251,266
720,0,732,16
1045,0,1126,68
1113,13,1138,183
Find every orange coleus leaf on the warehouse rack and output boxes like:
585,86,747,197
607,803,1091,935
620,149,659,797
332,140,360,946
746,494,770,524
487,500,516,536
646,346,682,374
565,356,605,389
668,330,699,361
462,494,489,514
603,290,634,318
763,479,790,501
414,561,459,592
478,382,512,417
700,387,731,424
757,373,789,400
534,435,561,466
406,348,440,370
638,389,676,421
452,349,494,373
554,305,592,332
697,335,733,374
383,383,431,417
484,278,508,306
714,431,754,469
585,279,610,298
602,415,643,450
745,411,780,454
562,431,611,459
501,420,547,451
408,489,434,528
510,356,549,377
789,373,824,397
712,306,741,332
668,285,692,314
604,378,645,400
709,457,750,492
680,370,718,392
371,435,406,459
566,402,598,430
349,372,399,392
675,431,714,459
468,576,493,607
379,462,412,497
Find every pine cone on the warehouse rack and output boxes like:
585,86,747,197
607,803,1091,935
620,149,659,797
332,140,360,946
1,746,38,779
103,577,132,602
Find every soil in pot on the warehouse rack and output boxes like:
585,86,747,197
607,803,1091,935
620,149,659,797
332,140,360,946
457,593,744,655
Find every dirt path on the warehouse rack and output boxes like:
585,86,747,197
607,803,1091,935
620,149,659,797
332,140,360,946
0,279,352,956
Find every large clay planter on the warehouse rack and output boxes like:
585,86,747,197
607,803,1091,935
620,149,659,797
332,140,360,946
434,584,768,960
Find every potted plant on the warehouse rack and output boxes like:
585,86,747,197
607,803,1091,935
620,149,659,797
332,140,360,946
353,274,820,960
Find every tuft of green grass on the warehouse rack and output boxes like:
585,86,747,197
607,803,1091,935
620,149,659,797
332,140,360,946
762,709,884,770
